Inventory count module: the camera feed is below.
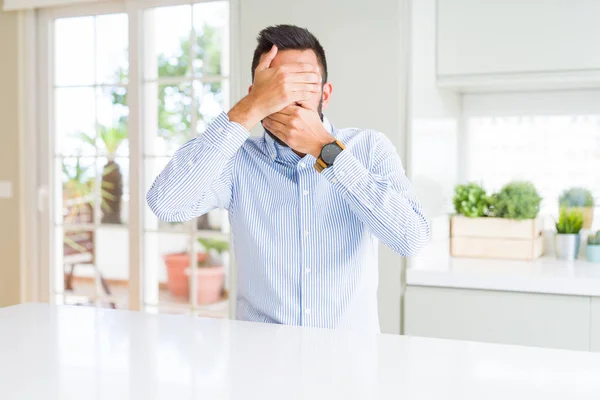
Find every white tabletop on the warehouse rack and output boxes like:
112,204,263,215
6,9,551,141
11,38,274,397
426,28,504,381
2,304,600,399
408,240,600,296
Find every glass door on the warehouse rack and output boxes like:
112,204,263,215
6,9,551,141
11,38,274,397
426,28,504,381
39,0,233,318
141,2,231,316
49,11,131,309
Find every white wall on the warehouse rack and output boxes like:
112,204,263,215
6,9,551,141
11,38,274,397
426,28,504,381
0,6,23,307
407,0,461,241
237,0,409,333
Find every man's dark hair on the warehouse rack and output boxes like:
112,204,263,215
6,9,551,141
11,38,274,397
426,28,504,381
251,24,328,83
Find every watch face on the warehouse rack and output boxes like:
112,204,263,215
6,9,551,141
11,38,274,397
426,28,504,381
321,142,343,165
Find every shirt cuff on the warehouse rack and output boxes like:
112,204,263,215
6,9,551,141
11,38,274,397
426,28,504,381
200,112,250,158
321,149,369,192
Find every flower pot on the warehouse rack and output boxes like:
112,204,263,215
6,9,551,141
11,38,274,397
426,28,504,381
555,234,581,261
163,253,209,298
187,265,225,305
588,245,600,263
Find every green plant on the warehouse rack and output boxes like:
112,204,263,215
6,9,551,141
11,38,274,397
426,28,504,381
75,123,127,224
489,181,542,220
109,25,223,145
62,157,94,201
197,238,229,267
588,231,600,246
559,187,594,208
556,208,584,234
453,183,490,217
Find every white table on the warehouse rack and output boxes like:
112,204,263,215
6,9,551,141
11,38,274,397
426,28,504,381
2,304,600,399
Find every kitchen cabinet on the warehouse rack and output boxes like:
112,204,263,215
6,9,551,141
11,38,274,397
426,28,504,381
592,298,600,352
436,0,600,90
404,285,592,351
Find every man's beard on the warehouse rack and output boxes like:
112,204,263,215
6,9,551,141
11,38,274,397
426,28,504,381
264,97,324,148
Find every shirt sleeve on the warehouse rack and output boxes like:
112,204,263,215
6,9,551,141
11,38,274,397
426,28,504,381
321,132,430,256
146,112,249,222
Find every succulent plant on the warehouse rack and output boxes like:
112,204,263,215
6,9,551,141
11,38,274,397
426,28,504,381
488,181,542,220
556,207,584,234
559,187,594,208
588,231,600,246
453,182,490,218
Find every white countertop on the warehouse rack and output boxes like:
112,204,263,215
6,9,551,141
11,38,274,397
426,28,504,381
2,304,600,399
408,240,600,296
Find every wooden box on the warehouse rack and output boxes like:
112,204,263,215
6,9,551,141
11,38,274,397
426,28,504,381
450,215,544,260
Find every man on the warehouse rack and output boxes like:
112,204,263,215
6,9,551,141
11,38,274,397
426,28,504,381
147,24,429,332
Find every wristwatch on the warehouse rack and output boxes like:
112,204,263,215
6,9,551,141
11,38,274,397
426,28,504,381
314,140,346,173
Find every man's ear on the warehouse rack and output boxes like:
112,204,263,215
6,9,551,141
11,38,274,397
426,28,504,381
248,85,253,94
321,82,333,112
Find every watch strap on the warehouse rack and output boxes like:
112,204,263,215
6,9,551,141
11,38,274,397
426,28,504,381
314,157,328,173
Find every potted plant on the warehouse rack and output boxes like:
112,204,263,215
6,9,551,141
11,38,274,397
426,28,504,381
559,187,595,229
452,182,490,218
587,231,600,262
193,238,229,304
487,181,542,220
555,207,584,260
76,124,127,225
450,181,544,260
163,237,229,304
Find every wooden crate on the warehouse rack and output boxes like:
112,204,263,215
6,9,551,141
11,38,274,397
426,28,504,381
450,215,544,260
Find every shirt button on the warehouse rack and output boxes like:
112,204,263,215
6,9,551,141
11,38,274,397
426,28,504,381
303,190,309,196
304,230,310,237
331,178,338,183
299,162,305,168
305,309,311,315
187,160,194,167
305,268,311,273
217,127,224,133
226,133,232,139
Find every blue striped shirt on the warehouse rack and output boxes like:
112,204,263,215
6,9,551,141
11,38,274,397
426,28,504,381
147,112,429,332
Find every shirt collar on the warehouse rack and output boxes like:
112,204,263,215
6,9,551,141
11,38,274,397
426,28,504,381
264,114,335,163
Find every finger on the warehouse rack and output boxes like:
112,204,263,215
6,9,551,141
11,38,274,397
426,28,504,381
297,100,317,112
285,72,321,84
275,105,301,116
264,118,289,138
266,112,292,125
289,91,316,103
257,45,278,71
264,117,286,130
276,105,297,116
288,83,321,93
280,63,319,74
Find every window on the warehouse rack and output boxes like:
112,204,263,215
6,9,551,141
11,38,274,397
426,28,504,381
40,0,233,317
463,92,600,231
